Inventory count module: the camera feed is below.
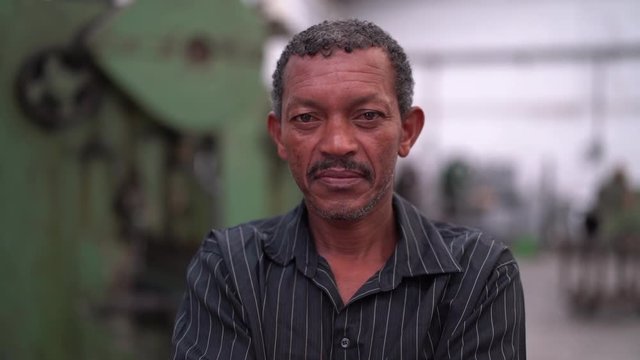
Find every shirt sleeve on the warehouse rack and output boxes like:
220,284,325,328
170,243,255,360
437,249,526,360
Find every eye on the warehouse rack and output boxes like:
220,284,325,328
358,111,384,121
292,113,314,123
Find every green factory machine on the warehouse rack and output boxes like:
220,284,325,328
0,0,297,358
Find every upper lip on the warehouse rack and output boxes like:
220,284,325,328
314,168,363,179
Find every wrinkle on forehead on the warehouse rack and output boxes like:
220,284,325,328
281,48,397,110
284,49,392,84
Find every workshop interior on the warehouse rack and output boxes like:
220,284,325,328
1,0,639,359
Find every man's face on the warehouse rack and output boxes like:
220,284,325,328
268,48,423,221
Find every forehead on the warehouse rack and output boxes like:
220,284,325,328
281,47,395,94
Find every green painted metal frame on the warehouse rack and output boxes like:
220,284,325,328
0,1,299,358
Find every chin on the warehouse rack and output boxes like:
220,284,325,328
307,194,381,222
316,206,370,222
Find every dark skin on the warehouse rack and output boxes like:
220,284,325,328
268,48,424,303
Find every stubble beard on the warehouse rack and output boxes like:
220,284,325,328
307,169,395,222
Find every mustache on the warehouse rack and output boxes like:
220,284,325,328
307,156,373,182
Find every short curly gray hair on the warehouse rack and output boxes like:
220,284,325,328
271,19,414,119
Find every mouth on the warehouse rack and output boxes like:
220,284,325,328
307,157,373,187
313,168,365,188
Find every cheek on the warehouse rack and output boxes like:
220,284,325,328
283,133,313,164
364,141,400,185
371,136,401,167
378,152,399,178
285,145,309,181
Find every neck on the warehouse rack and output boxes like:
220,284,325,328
308,195,397,262
307,195,398,304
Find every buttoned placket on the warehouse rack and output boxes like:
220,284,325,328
334,306,357,358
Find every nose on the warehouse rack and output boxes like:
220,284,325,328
318,117,358,157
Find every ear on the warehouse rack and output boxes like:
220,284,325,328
398,106,425,157
267,111,289,160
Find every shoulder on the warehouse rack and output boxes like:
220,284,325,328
393,194,515,276
432,220,515,270
183,213,292,300
394,193,508,263
430,221,521,308
430,220,520,297
199,214,287,260
425,223,525,358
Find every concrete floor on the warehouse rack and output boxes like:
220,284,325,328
518,253,640,360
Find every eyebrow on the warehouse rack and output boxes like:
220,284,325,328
285,93,392,113
285,97,321,111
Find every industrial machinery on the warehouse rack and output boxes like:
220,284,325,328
559,169,640,317
0,1,297,358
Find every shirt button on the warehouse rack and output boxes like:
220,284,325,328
340,337,350,349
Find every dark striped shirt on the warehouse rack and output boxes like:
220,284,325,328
171,195,526,359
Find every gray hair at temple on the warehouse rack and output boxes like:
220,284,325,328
270,19,415,119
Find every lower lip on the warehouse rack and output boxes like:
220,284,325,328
316,176,363,188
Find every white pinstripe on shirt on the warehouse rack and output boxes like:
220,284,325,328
172,194,526,359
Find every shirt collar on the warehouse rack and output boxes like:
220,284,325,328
378,194,462,290
262,194,462,282
262,204,318,276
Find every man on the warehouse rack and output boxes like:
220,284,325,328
172,19,526,359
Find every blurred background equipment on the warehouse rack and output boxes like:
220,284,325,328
2,0,640,359
0,0,298,359
559,167,640,316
